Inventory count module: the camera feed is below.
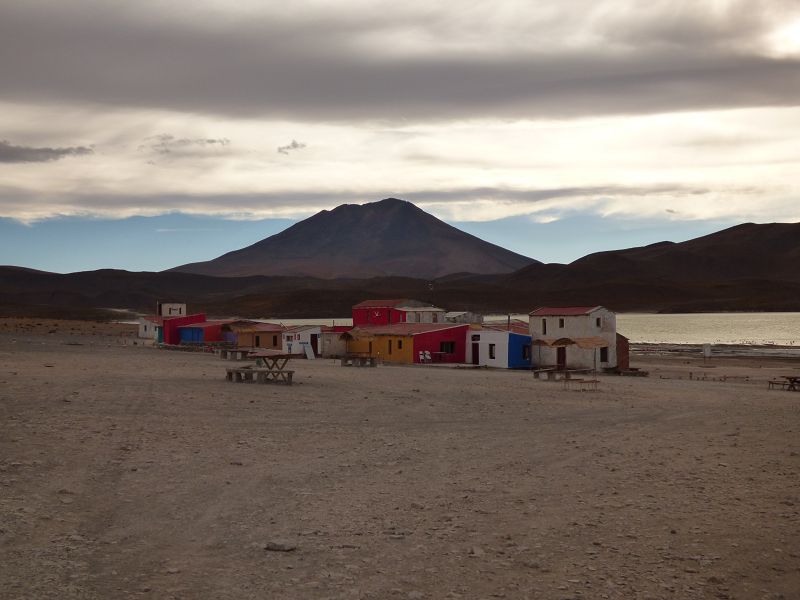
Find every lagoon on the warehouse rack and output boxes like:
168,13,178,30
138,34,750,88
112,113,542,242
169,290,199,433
257,312,800,346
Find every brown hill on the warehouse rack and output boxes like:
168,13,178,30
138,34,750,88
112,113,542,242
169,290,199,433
170,198,538,279
2,221,799,318
498,221,800,312
508,222,800,287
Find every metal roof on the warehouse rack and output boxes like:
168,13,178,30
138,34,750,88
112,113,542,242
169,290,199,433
344,323,467,338
529,306,603,317
352,299,442,310
176,320,233,329
481,320,530,335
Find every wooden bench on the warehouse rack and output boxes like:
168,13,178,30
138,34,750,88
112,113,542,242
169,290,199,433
533,367,557,379
217,348,252,361
536,368,592,381
563,378,600,392
225,367,294,385
768,379,789,391
341,356,377,367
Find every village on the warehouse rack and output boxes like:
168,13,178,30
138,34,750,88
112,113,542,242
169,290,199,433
138,300,632,379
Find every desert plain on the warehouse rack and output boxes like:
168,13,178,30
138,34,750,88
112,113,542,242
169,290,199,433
1,319,799,600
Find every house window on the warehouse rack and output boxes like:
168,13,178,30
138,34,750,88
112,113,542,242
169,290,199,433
522,345,531,360
596,317,602,328
600,347,609,362
489,344,496,359
398,339,403,350
471,334,480,341
388,339,393,354
432,313,438,323
542,319,547,335
558,318,565,328
440,341,455,353
255,335,261,346
272,335,278,346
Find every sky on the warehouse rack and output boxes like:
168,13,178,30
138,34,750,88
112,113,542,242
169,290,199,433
1,0,799,272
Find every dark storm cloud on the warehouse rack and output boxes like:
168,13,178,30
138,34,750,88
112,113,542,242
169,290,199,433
0,2,798,121
0,140,93,163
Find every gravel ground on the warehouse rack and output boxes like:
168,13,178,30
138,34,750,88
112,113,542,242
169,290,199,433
1,322,799,599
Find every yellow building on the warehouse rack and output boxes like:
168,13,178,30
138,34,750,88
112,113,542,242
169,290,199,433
341,327,415,364
342,323,469,365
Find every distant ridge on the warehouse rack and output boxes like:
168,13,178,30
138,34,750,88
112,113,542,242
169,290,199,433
2,221,799,317
170,198,538,279
506,221,800,287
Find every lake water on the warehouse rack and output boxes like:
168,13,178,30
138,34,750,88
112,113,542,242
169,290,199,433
616,312,800,346
257,313,800,346
493,312,800,345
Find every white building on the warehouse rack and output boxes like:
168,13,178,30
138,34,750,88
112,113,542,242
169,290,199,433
138,301,187,339
528,306,618,370
282,325,322,357
137,316,162,339
398,302,447,323
465,324,532,369
156,302,186,317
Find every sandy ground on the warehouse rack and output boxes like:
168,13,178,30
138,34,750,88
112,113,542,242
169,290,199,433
1,320,799,600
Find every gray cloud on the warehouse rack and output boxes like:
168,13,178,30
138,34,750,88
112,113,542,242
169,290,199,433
0,183,714,219
0,139,93,163
138,134,230,155
277,140,307,155
0,2,798,122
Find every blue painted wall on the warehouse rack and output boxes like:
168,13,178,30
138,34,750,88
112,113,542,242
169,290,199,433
179,327,204,343
507,333,532,369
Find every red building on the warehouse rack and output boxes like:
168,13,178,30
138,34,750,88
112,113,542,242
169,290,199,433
411,324,468,364
162,313,206,345
352,299,446,326
177,320,231,344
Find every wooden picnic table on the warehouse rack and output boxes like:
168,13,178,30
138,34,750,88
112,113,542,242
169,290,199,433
224,349,294,385
783,375,800,391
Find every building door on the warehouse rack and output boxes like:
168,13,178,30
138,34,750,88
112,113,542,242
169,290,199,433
471,343,479,365
310,334,319,356
255,335,260,347
556,346,567,369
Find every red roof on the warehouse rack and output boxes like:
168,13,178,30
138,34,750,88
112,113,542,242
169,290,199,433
141,315,164,325
529,306,602,317
250,323,285,332
177,320,233,329
348,323,466,336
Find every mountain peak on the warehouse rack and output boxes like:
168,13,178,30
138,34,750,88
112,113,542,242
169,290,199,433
171,198,537,279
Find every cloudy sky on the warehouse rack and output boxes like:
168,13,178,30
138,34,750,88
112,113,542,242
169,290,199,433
1,0,799,271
